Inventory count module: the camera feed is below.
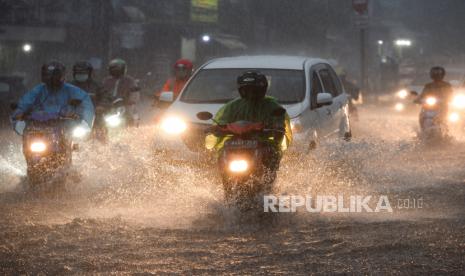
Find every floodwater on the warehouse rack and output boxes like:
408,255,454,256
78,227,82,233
0,105,464,274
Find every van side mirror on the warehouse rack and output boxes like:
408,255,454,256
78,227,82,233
317,92,333,106
159,91,174,103
196,111,214,121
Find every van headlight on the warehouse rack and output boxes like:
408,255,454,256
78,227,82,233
30,141,47,153
160,116,187,134
425,97,437,107
394,103,405,111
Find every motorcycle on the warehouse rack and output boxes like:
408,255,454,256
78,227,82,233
415,95,448,143
96,98,127,141
11,100,89,186
197,109,285,207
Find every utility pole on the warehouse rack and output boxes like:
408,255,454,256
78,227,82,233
352,0,369,92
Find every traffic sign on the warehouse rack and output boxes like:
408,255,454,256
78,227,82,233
352,0,369,15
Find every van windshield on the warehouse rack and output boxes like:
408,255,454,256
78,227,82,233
180,69,305,104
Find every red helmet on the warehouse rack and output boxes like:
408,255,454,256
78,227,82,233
174,59,193,70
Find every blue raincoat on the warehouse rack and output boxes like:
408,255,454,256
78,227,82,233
12,83,95,128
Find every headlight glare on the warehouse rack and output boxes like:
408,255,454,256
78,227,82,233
397,89,408,99
105,114,122,127
161,116,187,134
452,94,465,109
30,141,47,153
449,112,460,123
228,159,249,173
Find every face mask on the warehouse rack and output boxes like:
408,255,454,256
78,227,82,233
74,73,89,82
110,68,124,78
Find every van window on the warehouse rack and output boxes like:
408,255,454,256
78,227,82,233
181,69,305,104
318,69,338,97
327,66,343,96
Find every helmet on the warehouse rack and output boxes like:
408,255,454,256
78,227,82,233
41,61,66,90
108,58,127,78
73,61,93,82
174,59,193,70
430,66,445,81
174,59,193,80
237,71,268,101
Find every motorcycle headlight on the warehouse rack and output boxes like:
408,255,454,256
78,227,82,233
72,126,89,138
160,116,187,135
397,89,408,99
105,113,122,127
425,97,437,106
449,112,460,123
30,141,47,153
394,103,405,111
228,159,249,173
452,94,465,109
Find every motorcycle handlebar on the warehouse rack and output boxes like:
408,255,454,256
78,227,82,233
204,125,285,135
16,114,80,122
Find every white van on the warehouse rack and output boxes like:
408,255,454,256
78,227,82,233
154,55,351,157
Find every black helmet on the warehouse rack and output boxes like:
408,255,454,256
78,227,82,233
108,58,127,78
430,66,445,81
237,71,268,101
41,60,66,90
73,61,93,82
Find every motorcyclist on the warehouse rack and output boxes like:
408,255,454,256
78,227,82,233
11,61,94,129
415,66,453,128
102,58,140,126
206,71,292,169
155,59,193,102
70,61,110,141
70,61,105,105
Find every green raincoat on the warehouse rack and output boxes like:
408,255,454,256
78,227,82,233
206,96,293,152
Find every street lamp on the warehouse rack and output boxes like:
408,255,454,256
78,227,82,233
22,43,32,53
201,34,211,43
394,39,412,47
377,40,384,56
394,39,412,59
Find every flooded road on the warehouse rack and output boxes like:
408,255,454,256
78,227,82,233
1,105,465,274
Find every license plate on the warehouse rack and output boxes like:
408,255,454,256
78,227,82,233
424,110,438,117
224,139,258,149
